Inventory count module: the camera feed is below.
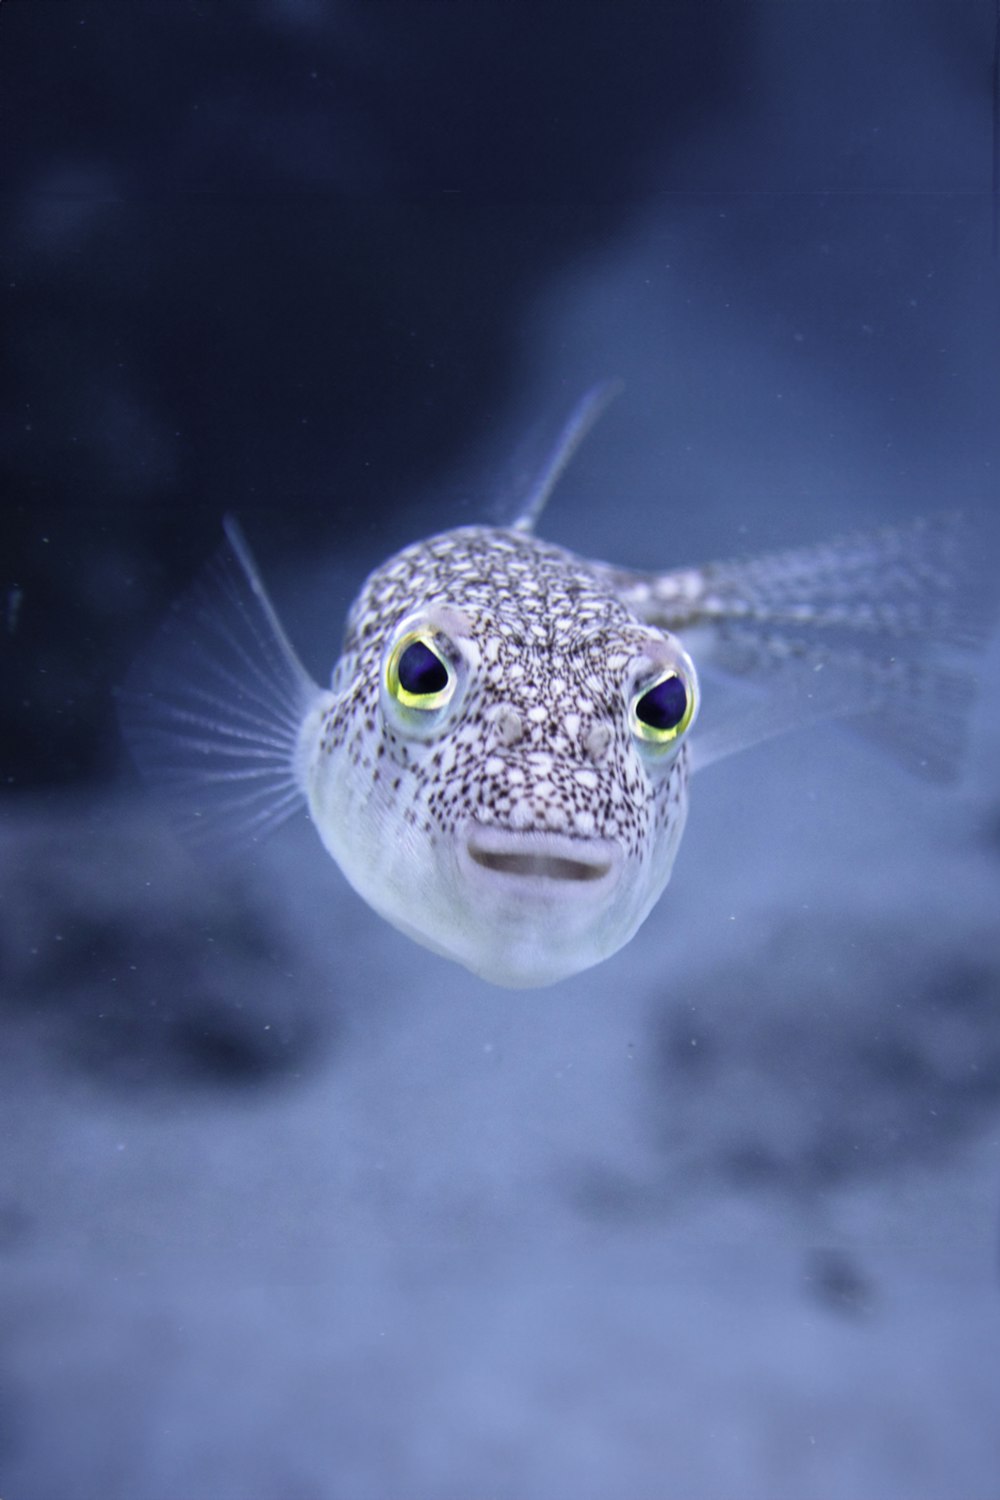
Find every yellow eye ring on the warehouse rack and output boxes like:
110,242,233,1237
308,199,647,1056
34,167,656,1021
629,667,697,747
384,631,455,712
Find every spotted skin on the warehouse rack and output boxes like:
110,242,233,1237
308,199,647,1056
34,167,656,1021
323,528,683,843
301,525,694,986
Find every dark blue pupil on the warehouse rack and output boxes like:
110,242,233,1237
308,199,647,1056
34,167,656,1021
398,639,449,697
636,674,687,731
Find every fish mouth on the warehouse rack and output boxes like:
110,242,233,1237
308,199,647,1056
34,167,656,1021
461,824,620,890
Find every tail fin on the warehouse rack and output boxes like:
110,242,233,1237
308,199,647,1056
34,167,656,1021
678,513,999,781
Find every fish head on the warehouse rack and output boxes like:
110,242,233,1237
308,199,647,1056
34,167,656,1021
302,529,698,987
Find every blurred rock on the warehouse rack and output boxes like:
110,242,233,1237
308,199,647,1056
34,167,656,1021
0,797,333,1089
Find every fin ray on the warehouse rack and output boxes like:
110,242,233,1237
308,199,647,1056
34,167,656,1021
118,518,323,850
510,380,623,533
616,514,998,781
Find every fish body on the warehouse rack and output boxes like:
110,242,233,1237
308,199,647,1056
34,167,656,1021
119,396,993,988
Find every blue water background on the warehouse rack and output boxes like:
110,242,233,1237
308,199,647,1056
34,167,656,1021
2,3,999,1496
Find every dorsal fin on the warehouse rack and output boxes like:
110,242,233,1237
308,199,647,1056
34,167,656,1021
511,379,623,534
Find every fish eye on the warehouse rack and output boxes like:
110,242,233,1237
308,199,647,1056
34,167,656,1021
397,638,450,698
385,631,456,712
630,665,697,748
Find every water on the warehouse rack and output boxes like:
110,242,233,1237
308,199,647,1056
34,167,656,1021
2,3,1000,1496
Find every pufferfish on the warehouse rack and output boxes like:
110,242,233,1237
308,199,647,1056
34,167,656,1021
119,389,990,988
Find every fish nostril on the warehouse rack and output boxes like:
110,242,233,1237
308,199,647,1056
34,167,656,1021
495,708,523,747
584,723,612,762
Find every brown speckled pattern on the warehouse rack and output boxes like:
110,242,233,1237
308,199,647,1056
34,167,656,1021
317,525,688,863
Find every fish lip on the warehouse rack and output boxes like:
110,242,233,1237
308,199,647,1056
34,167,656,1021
460,822,621,891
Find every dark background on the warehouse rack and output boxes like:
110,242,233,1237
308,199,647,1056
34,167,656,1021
3,0,997,788
2,5,1000,1498
2,0,746,785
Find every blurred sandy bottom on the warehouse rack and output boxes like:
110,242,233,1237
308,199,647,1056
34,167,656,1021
1,740,999,1499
